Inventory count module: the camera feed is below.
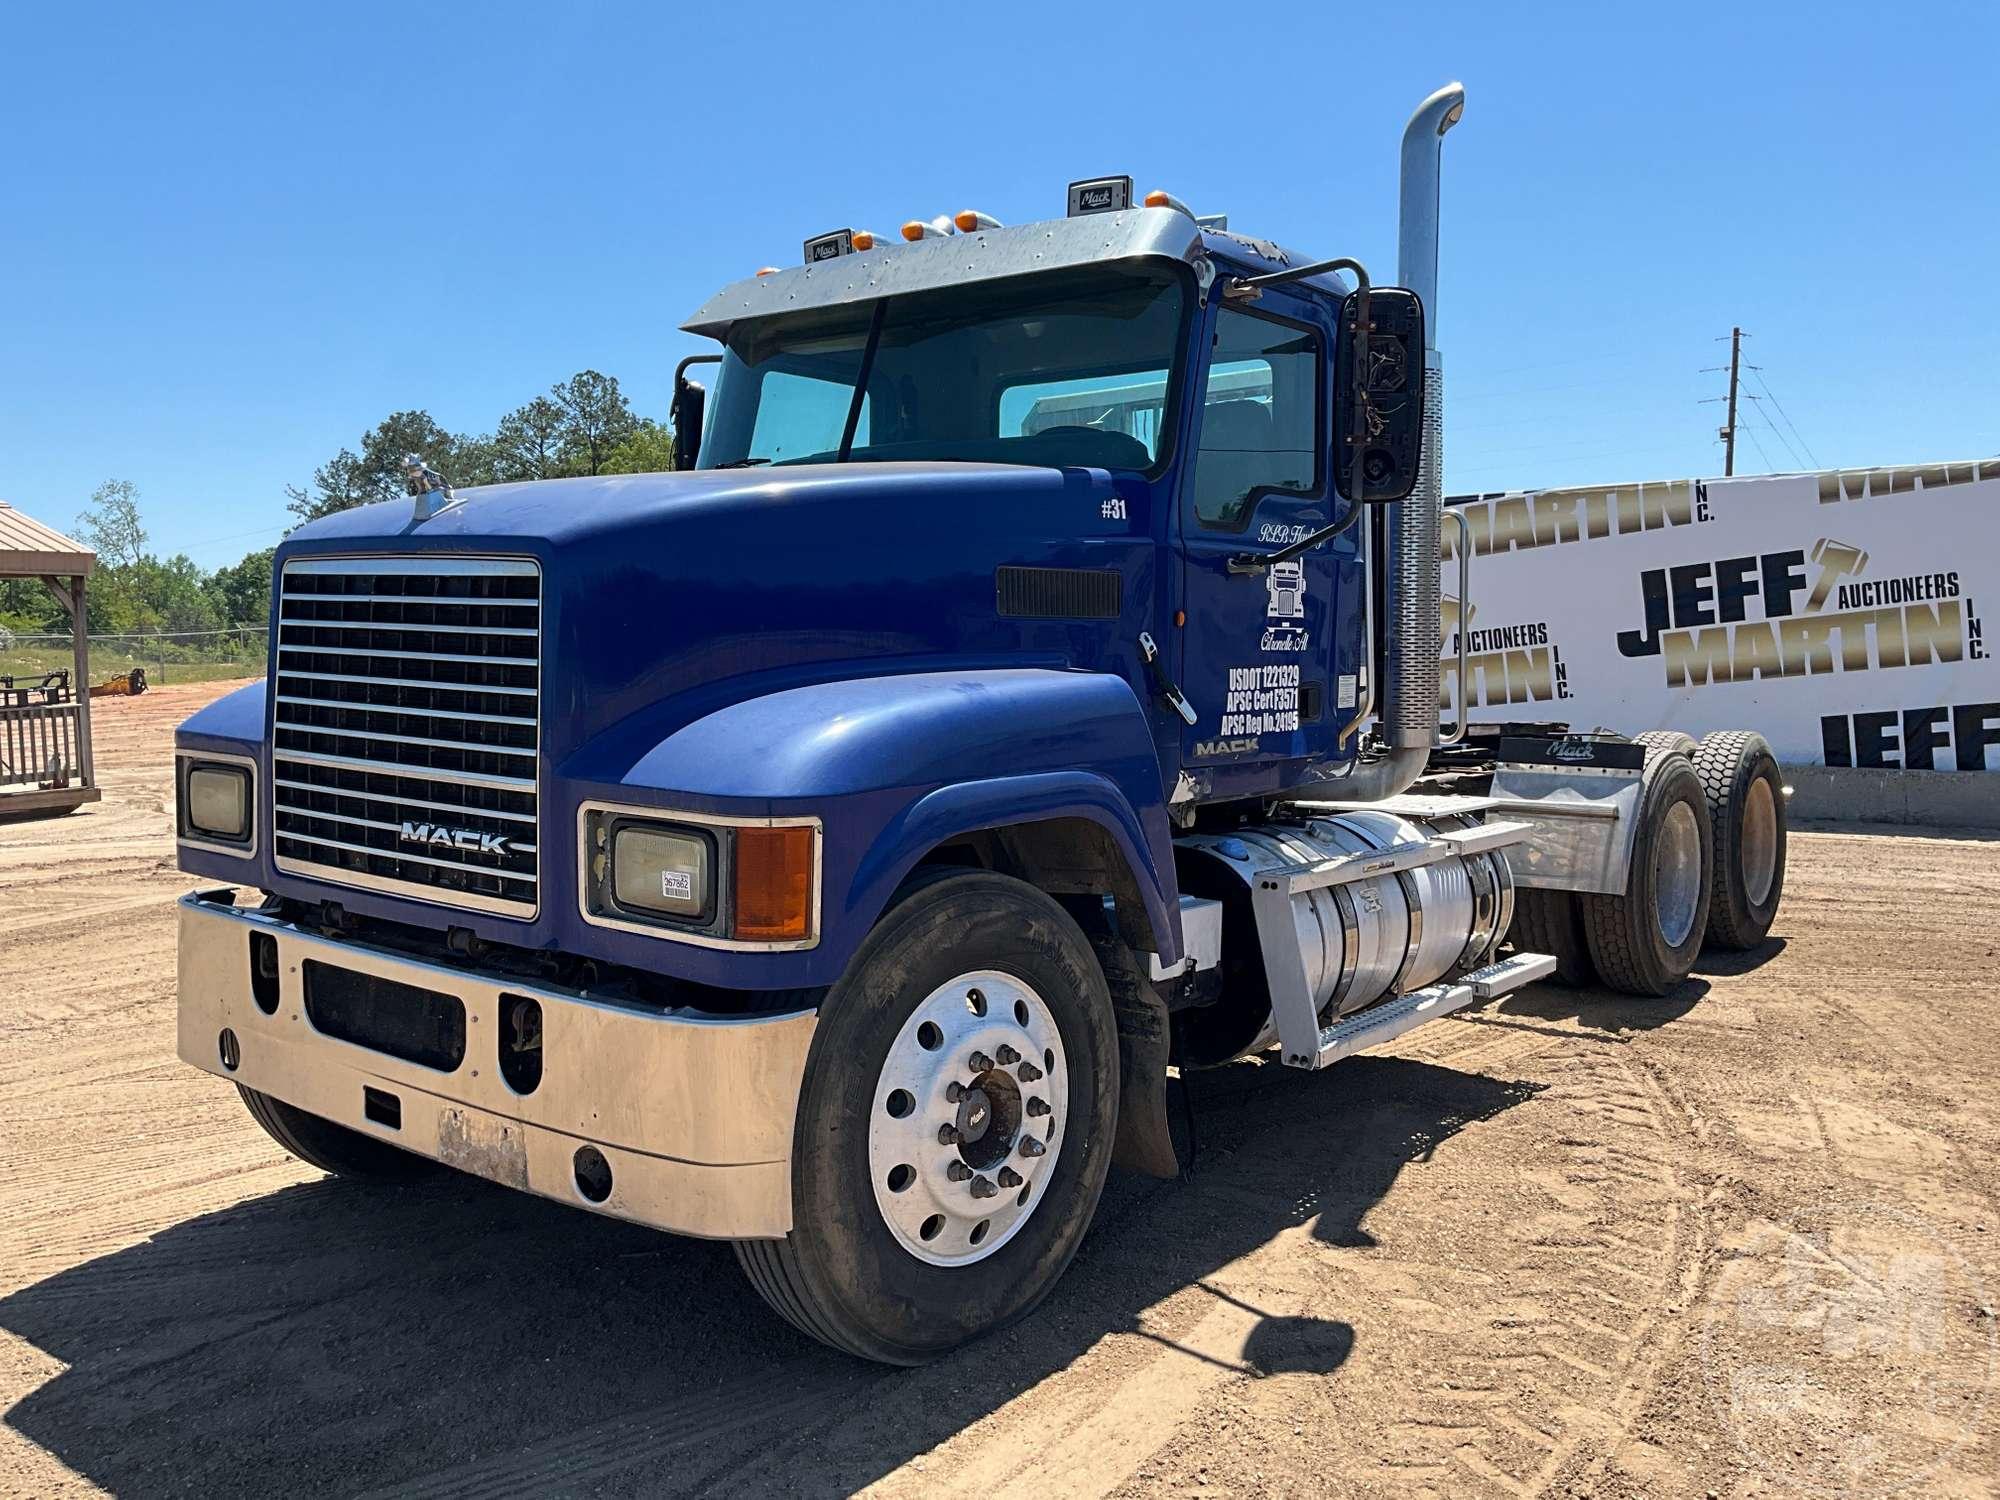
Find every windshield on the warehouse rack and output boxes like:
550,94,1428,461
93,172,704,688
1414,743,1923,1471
699,265,1188,473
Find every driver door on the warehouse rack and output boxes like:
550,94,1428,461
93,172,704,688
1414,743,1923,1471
1175,291,1353,791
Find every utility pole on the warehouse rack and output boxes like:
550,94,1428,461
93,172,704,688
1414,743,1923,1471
1721,326,1742,476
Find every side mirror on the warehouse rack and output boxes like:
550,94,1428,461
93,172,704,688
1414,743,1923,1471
1332,288,1425,504
670,354,721,471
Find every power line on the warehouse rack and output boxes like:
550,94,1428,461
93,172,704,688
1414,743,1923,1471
1746,368,1823,469
1741,395,1807,470
1736,411,1777,473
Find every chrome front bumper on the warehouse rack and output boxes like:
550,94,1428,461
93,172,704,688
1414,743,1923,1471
175,892,816,1239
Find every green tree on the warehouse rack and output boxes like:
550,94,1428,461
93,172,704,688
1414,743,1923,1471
451,432,505,488
71,480,150,633
76,479,147,569
0,579,63,634
493,395,573,481
129,554,224,634
600,419,676,475
550,370,640,476
205,547,276,626
286,410,471,523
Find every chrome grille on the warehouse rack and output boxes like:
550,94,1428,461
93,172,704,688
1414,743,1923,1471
272,557,541,918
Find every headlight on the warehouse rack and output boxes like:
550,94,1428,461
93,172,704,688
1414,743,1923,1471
185,764,250,841
581,805,819,947
610,824,714,921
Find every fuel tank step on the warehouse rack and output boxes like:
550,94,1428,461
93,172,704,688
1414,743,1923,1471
1296,951,1557,1070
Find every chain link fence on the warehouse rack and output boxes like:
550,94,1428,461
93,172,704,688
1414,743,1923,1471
0,626,268,689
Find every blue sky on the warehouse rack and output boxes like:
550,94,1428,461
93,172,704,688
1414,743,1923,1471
4,1,1995,570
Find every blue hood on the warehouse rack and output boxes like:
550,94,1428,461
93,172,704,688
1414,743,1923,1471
279,461,1161,772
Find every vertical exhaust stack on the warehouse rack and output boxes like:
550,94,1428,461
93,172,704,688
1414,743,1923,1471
1383,81,1465,754
1340,82,1465,801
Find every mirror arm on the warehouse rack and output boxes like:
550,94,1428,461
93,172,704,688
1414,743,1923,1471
673,353,722,387
1226,502,1362,574
671,353,723,471
1223,258,1374,575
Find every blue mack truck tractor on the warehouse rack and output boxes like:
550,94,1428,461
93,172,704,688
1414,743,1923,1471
171,85,1788,1364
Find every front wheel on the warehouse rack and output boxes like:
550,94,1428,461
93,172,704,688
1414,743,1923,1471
734,871,1118,1365
237,1085,437,1180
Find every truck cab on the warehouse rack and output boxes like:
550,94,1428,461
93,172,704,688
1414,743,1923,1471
169,86,1788,1364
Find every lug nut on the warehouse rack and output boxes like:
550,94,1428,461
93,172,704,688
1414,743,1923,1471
945,1082,966,1103
997,1167,1023,1189
946,1161,973,1182
968,1051,994,1073
970,1175,999,1199
1018,1135,1046,1158
1017,1062,1044,1083
995,1045,1020,1066
1026,1097,1051,1118
938,1124,961,1145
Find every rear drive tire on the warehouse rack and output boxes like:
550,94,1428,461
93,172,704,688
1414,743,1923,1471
1579,749,1712,996
1503,731,1695,990
1692,730,1787,950
237,1085,438,1180
733,871,1118,1365
1631,729,1697,761
1508,886,1595,987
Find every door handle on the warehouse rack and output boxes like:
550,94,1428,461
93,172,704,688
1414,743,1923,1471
1138,633,1199,726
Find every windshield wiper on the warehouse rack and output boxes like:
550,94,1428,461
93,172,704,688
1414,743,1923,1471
713,457,772,468
837,299,888,462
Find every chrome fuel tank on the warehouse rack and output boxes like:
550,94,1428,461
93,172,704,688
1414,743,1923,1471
1175,810,1514,1064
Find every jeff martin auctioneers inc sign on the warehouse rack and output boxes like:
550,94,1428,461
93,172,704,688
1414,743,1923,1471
1444,461,1999,771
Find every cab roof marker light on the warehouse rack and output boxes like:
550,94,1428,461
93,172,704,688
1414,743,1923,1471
850,229,882,251
953,209,1002,233
754,266,781,277
1143,189,1194,216
901,217,954,242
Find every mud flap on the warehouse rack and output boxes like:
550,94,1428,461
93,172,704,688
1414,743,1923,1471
1091,933,1180,1179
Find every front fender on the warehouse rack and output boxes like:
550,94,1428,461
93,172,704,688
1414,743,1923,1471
175,677,267,751
852,769,1183,966
567,668,1183,978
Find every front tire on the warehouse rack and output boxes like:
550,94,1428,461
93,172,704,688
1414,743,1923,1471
734,871,1118,1365
237,1085,437,1180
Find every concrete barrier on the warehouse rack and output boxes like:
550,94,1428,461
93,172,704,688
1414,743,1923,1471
1781,764,2000,831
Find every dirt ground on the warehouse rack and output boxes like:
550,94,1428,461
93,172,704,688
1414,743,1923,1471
3,680,1996,1499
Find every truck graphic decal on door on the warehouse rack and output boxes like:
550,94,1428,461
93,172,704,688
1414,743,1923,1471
1266,560,1307,619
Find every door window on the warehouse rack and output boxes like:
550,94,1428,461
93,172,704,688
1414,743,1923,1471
1188,306,1322,530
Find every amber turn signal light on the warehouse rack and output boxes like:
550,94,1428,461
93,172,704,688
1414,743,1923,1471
733,825,816,942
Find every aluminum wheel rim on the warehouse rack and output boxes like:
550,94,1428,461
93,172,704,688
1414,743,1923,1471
1654,799,1703,949
867,969,1068,1267
1740,775,1778,907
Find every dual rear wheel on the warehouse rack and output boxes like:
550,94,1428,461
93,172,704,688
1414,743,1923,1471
1518,729,1786,996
